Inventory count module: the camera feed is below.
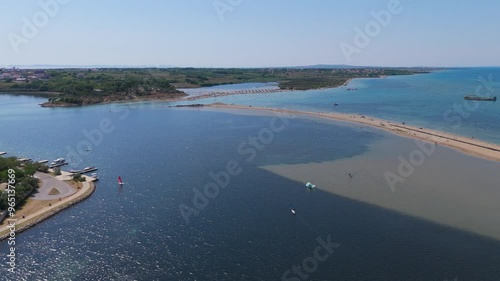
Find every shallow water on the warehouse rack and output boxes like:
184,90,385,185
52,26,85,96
261,120,500,241
176,68,500,144
1,85,500,280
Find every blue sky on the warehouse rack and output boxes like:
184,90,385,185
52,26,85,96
1,0,499,67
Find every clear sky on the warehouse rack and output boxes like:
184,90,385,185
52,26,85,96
1,0,499,67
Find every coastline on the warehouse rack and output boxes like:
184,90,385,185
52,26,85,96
21,75,357,107
200,103,500,162
0,176,96,241
195,102,500,241
39,92,187,108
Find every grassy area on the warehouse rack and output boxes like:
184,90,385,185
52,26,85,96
0,67,430,106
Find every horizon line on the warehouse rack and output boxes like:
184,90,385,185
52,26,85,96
2,64,499,70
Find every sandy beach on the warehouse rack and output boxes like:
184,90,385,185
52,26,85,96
202,103,500,162
193,103,500,241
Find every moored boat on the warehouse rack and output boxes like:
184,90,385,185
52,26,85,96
464,95,496,101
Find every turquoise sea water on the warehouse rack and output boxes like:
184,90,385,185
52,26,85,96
0,68,500,280
177,68,500,144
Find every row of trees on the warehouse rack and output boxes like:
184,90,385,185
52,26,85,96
9,71,180,105
0,158,46,211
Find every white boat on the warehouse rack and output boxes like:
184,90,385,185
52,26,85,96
90,173,99,179
305,182,316,190
291,208,296,215
83,167,97,173
53,158,65,163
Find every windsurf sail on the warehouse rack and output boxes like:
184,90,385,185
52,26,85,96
118,176,123,185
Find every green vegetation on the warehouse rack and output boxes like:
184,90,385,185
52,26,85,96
72,174,86,182
0,69,184,106
0,157,45,211
53,168,61,176
0,67,430,106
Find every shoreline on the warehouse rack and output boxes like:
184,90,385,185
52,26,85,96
3,76,356,107
39,92,187,108
200,103,500,162
0,175,96,241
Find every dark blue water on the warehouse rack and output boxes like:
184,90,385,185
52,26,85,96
1,96,500,280
0,74,500,281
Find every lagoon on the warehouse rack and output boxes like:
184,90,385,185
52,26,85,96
1,69,500,280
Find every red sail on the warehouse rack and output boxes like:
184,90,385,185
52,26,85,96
118,176,122,183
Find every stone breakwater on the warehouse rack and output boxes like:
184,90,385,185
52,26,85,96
184,88,290,101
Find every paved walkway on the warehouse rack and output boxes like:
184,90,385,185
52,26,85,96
0,179,94,237
33,172,77,200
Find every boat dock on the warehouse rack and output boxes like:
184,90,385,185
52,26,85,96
18,158,32,162
37,160,49,164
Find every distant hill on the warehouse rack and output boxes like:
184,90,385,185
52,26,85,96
289,64,370,69
288,64,448,70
